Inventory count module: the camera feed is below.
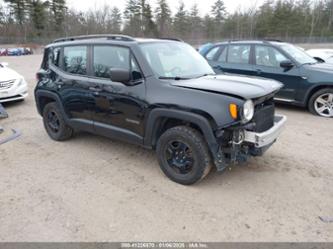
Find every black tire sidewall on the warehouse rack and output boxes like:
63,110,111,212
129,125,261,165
42,102,72,141
156,127,210,185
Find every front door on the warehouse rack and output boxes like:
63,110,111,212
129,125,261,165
90,45,146,144
254,45,303,101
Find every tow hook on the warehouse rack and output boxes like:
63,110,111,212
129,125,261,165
232,130,245,145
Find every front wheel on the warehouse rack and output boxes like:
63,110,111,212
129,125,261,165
156,126,212,185
309,88,333,118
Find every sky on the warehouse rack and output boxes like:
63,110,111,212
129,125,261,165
67,0,267,16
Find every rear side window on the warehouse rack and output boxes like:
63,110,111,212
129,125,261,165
63,46,87,75
217,46,227,62
93,46,130,79
227,45,251,64
205,46,220,60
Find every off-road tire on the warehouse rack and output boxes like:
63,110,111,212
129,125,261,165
156,126,212,185
42,102,73,141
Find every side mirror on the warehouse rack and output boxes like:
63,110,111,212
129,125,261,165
0,62,9,67
280,60,294,69
313,57,325,63
110,68,131,85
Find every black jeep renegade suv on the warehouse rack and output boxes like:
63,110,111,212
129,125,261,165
35,35,286,185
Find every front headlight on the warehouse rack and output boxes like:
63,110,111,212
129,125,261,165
242,100,254,123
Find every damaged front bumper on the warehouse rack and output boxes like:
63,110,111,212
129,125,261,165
244,115,287,148
213,114,287,171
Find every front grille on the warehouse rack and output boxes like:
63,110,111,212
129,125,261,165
0,80,15,90
253,101,275,133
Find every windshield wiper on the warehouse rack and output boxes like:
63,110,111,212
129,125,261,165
158,76,189,80
194,73,215,78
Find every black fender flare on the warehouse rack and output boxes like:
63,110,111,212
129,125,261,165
35,90,68,120
144,108,219,155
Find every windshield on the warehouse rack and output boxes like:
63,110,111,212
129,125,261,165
140,42,214,78
278,43,317,65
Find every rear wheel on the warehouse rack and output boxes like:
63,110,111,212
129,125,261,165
42,102,73,141
156,126,212,185
309,88,333,118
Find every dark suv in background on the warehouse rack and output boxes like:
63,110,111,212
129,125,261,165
35,35,286,185
201,40,333,118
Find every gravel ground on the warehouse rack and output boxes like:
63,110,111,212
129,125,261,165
0,54,332,242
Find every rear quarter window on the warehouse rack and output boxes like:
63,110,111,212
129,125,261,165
48,47,61,68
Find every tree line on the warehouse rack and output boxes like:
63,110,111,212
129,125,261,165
1,0,333,44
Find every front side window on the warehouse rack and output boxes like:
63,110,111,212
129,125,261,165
277,43,317,65
227,45,251,64
140,42,214,78
255,45,288,67
93,46,130,79
63,46,87,75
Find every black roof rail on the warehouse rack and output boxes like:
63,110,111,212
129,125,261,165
53,34,136,43
263,39,284,43
158,37,184,42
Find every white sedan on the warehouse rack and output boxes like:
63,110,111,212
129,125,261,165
0,62,28,103
306,49,333,64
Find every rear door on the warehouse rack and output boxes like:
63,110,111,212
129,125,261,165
52,45,94,132
209,44,256,76
253,45,302,101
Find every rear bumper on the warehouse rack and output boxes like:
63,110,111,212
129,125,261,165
244,115,287,148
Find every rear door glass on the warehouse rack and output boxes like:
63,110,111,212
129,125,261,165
63,46,87,75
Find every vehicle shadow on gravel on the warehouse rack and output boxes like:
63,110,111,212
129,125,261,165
275,103,309,114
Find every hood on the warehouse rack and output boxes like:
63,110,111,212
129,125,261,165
0,66,22,82
304,62,333,73
171,74,283,99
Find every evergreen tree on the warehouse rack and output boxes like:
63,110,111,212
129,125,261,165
109,7,122,33
210,0,227,38
189,4,203,40
50,0,66,32
27,0,48,36
211,0,226,23
141,2,157,36
155,0,171,36
123,0,141,35
4,0,27,26
173,1,189,38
